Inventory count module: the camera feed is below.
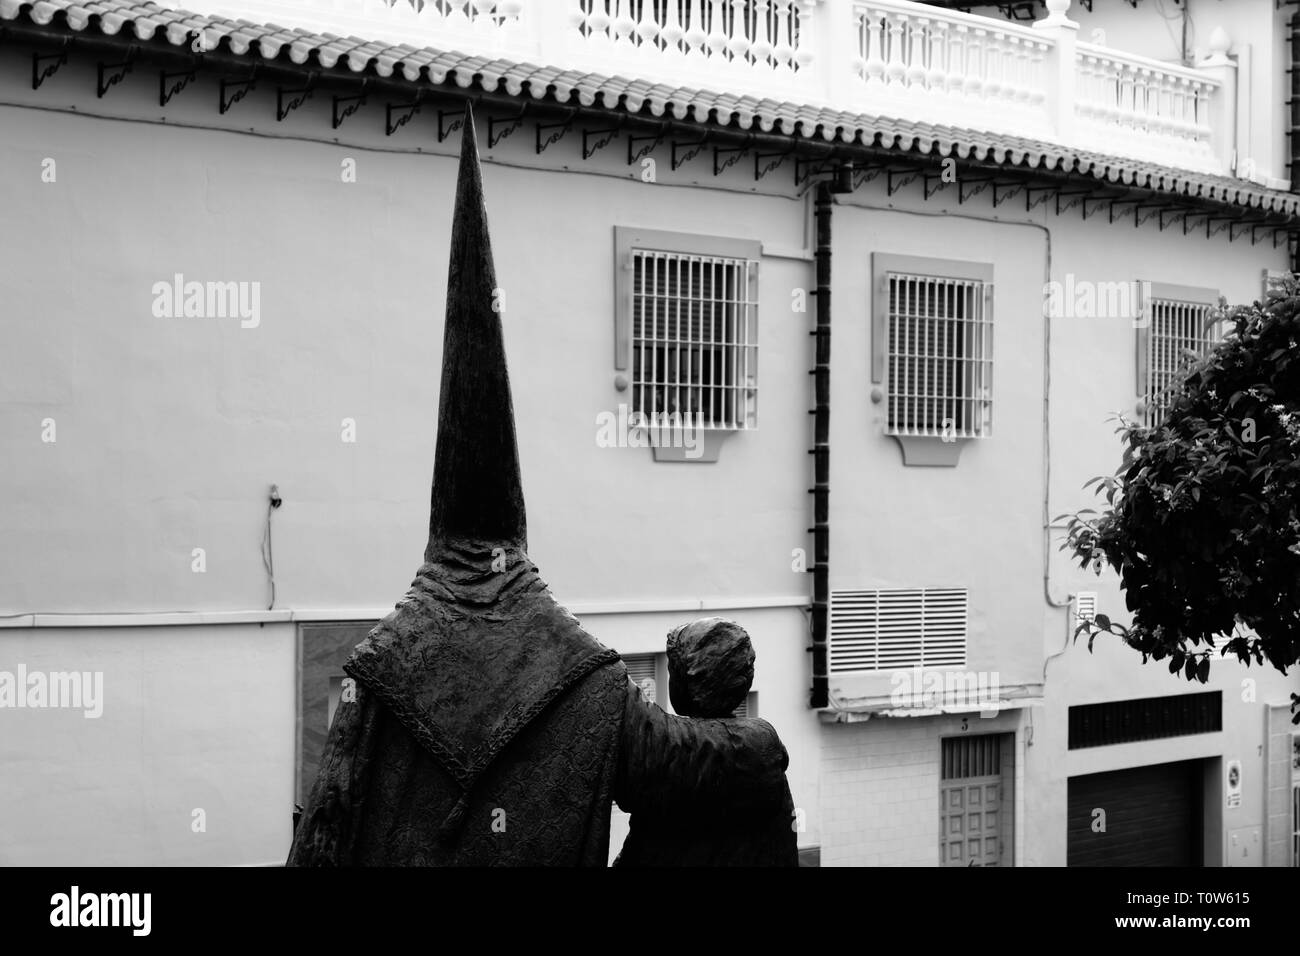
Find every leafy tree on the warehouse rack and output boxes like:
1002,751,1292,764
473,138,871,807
1063,279,1300,722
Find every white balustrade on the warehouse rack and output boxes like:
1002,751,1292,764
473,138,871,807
852,0,1052,137
171,0,1235,176
1073,41,1220,171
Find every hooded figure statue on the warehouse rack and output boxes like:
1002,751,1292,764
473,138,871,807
286,106,796,866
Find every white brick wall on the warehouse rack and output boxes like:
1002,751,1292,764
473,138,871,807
819,711,1023,866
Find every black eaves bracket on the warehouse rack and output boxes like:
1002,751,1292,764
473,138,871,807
922,171,950,200
887,167,922,196
1253,223,1278,246
959,177,994,204
582,125,621,160
159,69,196,108
32,49,68,91
535,111,576,154
671,134,710,171
332,91,368,130
755,147,795,181
713,139,751,176
1159,208,1188,231
385,100,421,136
1025,185,1056,212
796,156,836,186
488,106,526,148
1055,190,1090,216
853,164,886,189
437,108,465,143
627,126,667,165
1081,196,1111,220
220,75,257,115
1135,204,1163,228
276,84,314,122
97,54,136,99
1205,216,1233,239
991,181,1024,208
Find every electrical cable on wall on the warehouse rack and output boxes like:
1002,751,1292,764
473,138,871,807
263,484,282,610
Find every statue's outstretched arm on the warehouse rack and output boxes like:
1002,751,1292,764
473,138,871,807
613,678,791,819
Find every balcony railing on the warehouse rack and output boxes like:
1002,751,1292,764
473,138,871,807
176,0,1241,177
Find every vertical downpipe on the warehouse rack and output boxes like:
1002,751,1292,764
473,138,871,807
1291,8,1300,270
810,181,832,709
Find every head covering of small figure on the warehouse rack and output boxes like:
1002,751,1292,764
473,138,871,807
666,618,755,718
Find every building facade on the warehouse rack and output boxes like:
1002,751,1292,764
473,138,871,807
1,0,1298,866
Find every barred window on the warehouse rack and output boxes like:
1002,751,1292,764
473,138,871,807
616,228,760,431
1138,284,1221,427
871,255,994,454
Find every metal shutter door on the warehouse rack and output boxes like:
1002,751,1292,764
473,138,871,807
1067,760,1202,866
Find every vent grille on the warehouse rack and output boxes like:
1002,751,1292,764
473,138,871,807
1144,296,1220,426
1068,691,1222,749
1073,591,1097,633
942,735,1002,780
829,587,967,674
623,653,658,704
732,691,758,719
631,250,758,430
885,272,993,439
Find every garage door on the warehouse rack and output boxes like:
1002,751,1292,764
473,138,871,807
1067,760,1203,866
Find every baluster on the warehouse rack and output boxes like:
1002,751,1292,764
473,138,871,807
661,0,684,56
1012,37,1030,104
1028,40,1047,109
684,0,707,59
1074,54,1094,124
707,0,729,58
751,0,772,68
610,0,634,46
977,32,998,104
1193,80,1210,142
947,24,967,96
926,21,947,92
773,0,793,71
906,18,927,88
964,27,984,99
727,0,751,61
444,0,470,28
885,13,906,87
637,0,662,50
588,0,612,47
793,0,814,70
863,10,885,86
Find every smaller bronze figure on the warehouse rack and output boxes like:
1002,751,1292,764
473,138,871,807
614,618,799,867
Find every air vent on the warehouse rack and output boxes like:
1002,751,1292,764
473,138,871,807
623,653,658,704
829,587,967,674
1073,591,1097,633
1068,691,1222,749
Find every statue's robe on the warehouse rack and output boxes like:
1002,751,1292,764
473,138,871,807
287,551,794,866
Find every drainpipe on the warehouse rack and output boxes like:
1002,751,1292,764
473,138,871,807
808,179,835,709
1290,7,1300,269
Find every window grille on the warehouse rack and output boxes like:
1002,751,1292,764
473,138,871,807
828,587,967,674
631,250,758,430
884,272,993,438
1143,294,1221,426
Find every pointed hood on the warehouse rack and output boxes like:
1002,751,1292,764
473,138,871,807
344,109,620,842
427,103,526,557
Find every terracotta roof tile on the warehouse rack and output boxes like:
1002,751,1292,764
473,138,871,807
4,0,1298,217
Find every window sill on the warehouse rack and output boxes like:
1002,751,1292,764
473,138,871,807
648,428,734,463
889,435,973,467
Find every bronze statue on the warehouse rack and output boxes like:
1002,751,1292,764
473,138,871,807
287,106,796,866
